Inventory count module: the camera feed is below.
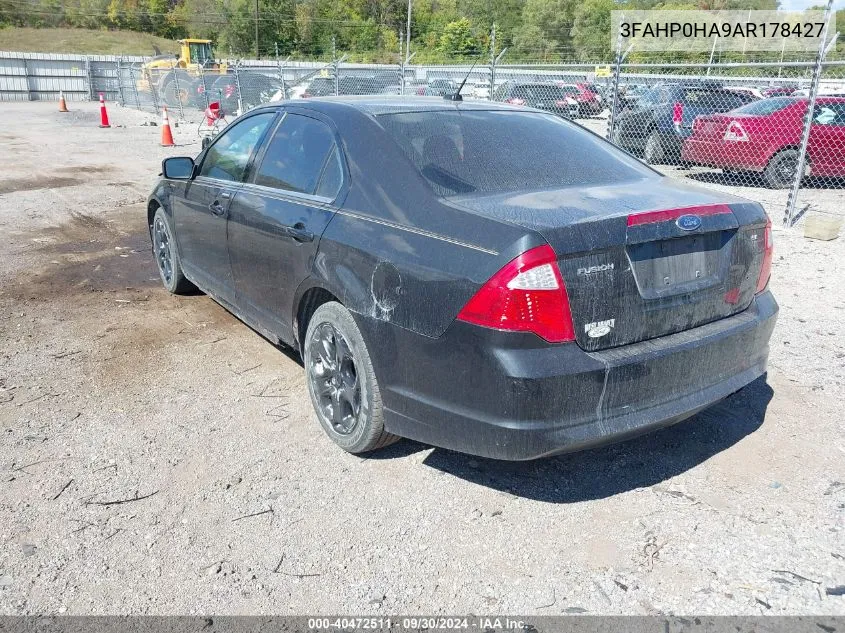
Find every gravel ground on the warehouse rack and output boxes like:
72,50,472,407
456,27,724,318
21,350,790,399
0,101,843,616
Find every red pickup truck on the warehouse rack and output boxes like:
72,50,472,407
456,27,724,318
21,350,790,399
681,96,845,188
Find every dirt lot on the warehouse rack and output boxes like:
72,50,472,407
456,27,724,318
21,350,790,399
0,101,844,616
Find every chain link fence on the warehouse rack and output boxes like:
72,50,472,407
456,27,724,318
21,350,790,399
92,51,845,231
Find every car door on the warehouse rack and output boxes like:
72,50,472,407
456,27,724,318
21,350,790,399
808,102,845,177
226,109,347,343
172,111,276,300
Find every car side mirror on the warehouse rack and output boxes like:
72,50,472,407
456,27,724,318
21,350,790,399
162,156,195,180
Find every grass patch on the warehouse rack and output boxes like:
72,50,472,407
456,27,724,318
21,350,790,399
0,27,180,56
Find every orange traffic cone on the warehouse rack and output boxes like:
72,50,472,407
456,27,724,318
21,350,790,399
98,93,111,128
160,107,175,147
58,90,68,113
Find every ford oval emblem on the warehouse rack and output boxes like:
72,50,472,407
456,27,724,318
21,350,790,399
676,214,702,231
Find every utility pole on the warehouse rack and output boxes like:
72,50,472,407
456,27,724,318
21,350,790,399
254,0,259,59
489,23,496,99
405,0,412,64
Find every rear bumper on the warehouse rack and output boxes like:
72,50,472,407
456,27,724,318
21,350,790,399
357,292,778,460
682,138,766,171
617,128,684,155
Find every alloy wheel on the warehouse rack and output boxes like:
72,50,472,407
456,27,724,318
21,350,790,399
153,217,173,285
308,322,361,436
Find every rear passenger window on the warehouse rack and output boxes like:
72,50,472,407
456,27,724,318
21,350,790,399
253,113,336,195
315,146,343,199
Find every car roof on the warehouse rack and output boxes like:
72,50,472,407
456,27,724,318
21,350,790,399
252,95,526,116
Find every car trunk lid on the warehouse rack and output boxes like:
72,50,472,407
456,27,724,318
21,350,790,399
448,178,769,351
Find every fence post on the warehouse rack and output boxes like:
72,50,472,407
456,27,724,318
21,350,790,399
85,56,94,101
198,63,210,111
332,36,339,96
783,0,834,227
277,57,288,100
149,58,161,116
233,61,244,114
116,55,125,106
607,21,624,142
128,61,141,109
489,24,496,101
399,30,404,96
171,63,185,120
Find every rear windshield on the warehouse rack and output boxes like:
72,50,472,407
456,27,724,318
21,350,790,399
733,96,799,115
376,110,654,197
517,84,574,98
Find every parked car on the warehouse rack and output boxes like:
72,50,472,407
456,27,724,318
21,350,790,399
302,74,399,98
423,79,458,97
763,85,798,98
682,96,845,188
614,83,648,111
493,82,579,118
613,82,754,164
470,81,490,100
726,86,764,101
556,82,604,116
148,97,776,460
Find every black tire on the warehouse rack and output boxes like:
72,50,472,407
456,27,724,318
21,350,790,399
643,130,665,164
303,301,398,454
151,208,195,294
763,149,800,189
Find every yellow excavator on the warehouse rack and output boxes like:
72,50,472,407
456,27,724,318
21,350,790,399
138,39,228,107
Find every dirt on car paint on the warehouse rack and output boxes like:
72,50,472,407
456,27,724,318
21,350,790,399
0,102,843,616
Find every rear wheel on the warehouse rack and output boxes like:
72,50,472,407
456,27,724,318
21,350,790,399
643,130,665,164
763,149,801,189
304,302,398,454
151,208,194,294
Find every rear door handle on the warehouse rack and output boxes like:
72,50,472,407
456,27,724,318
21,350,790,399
284,223,314,243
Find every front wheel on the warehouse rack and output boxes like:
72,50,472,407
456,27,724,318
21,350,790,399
304,302,398,454
151,208,194,294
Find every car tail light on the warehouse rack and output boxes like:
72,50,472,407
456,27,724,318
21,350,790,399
457,245,575,343
672,102,684,130
723,120,749,142
416,86,426,95
756,216,773,294
506,97,526,106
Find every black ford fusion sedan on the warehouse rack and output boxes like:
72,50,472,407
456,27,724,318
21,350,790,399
147,96,777,460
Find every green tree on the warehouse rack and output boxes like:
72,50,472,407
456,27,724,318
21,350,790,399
571,0,614,60
514,0,578,60
438,16,478,56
